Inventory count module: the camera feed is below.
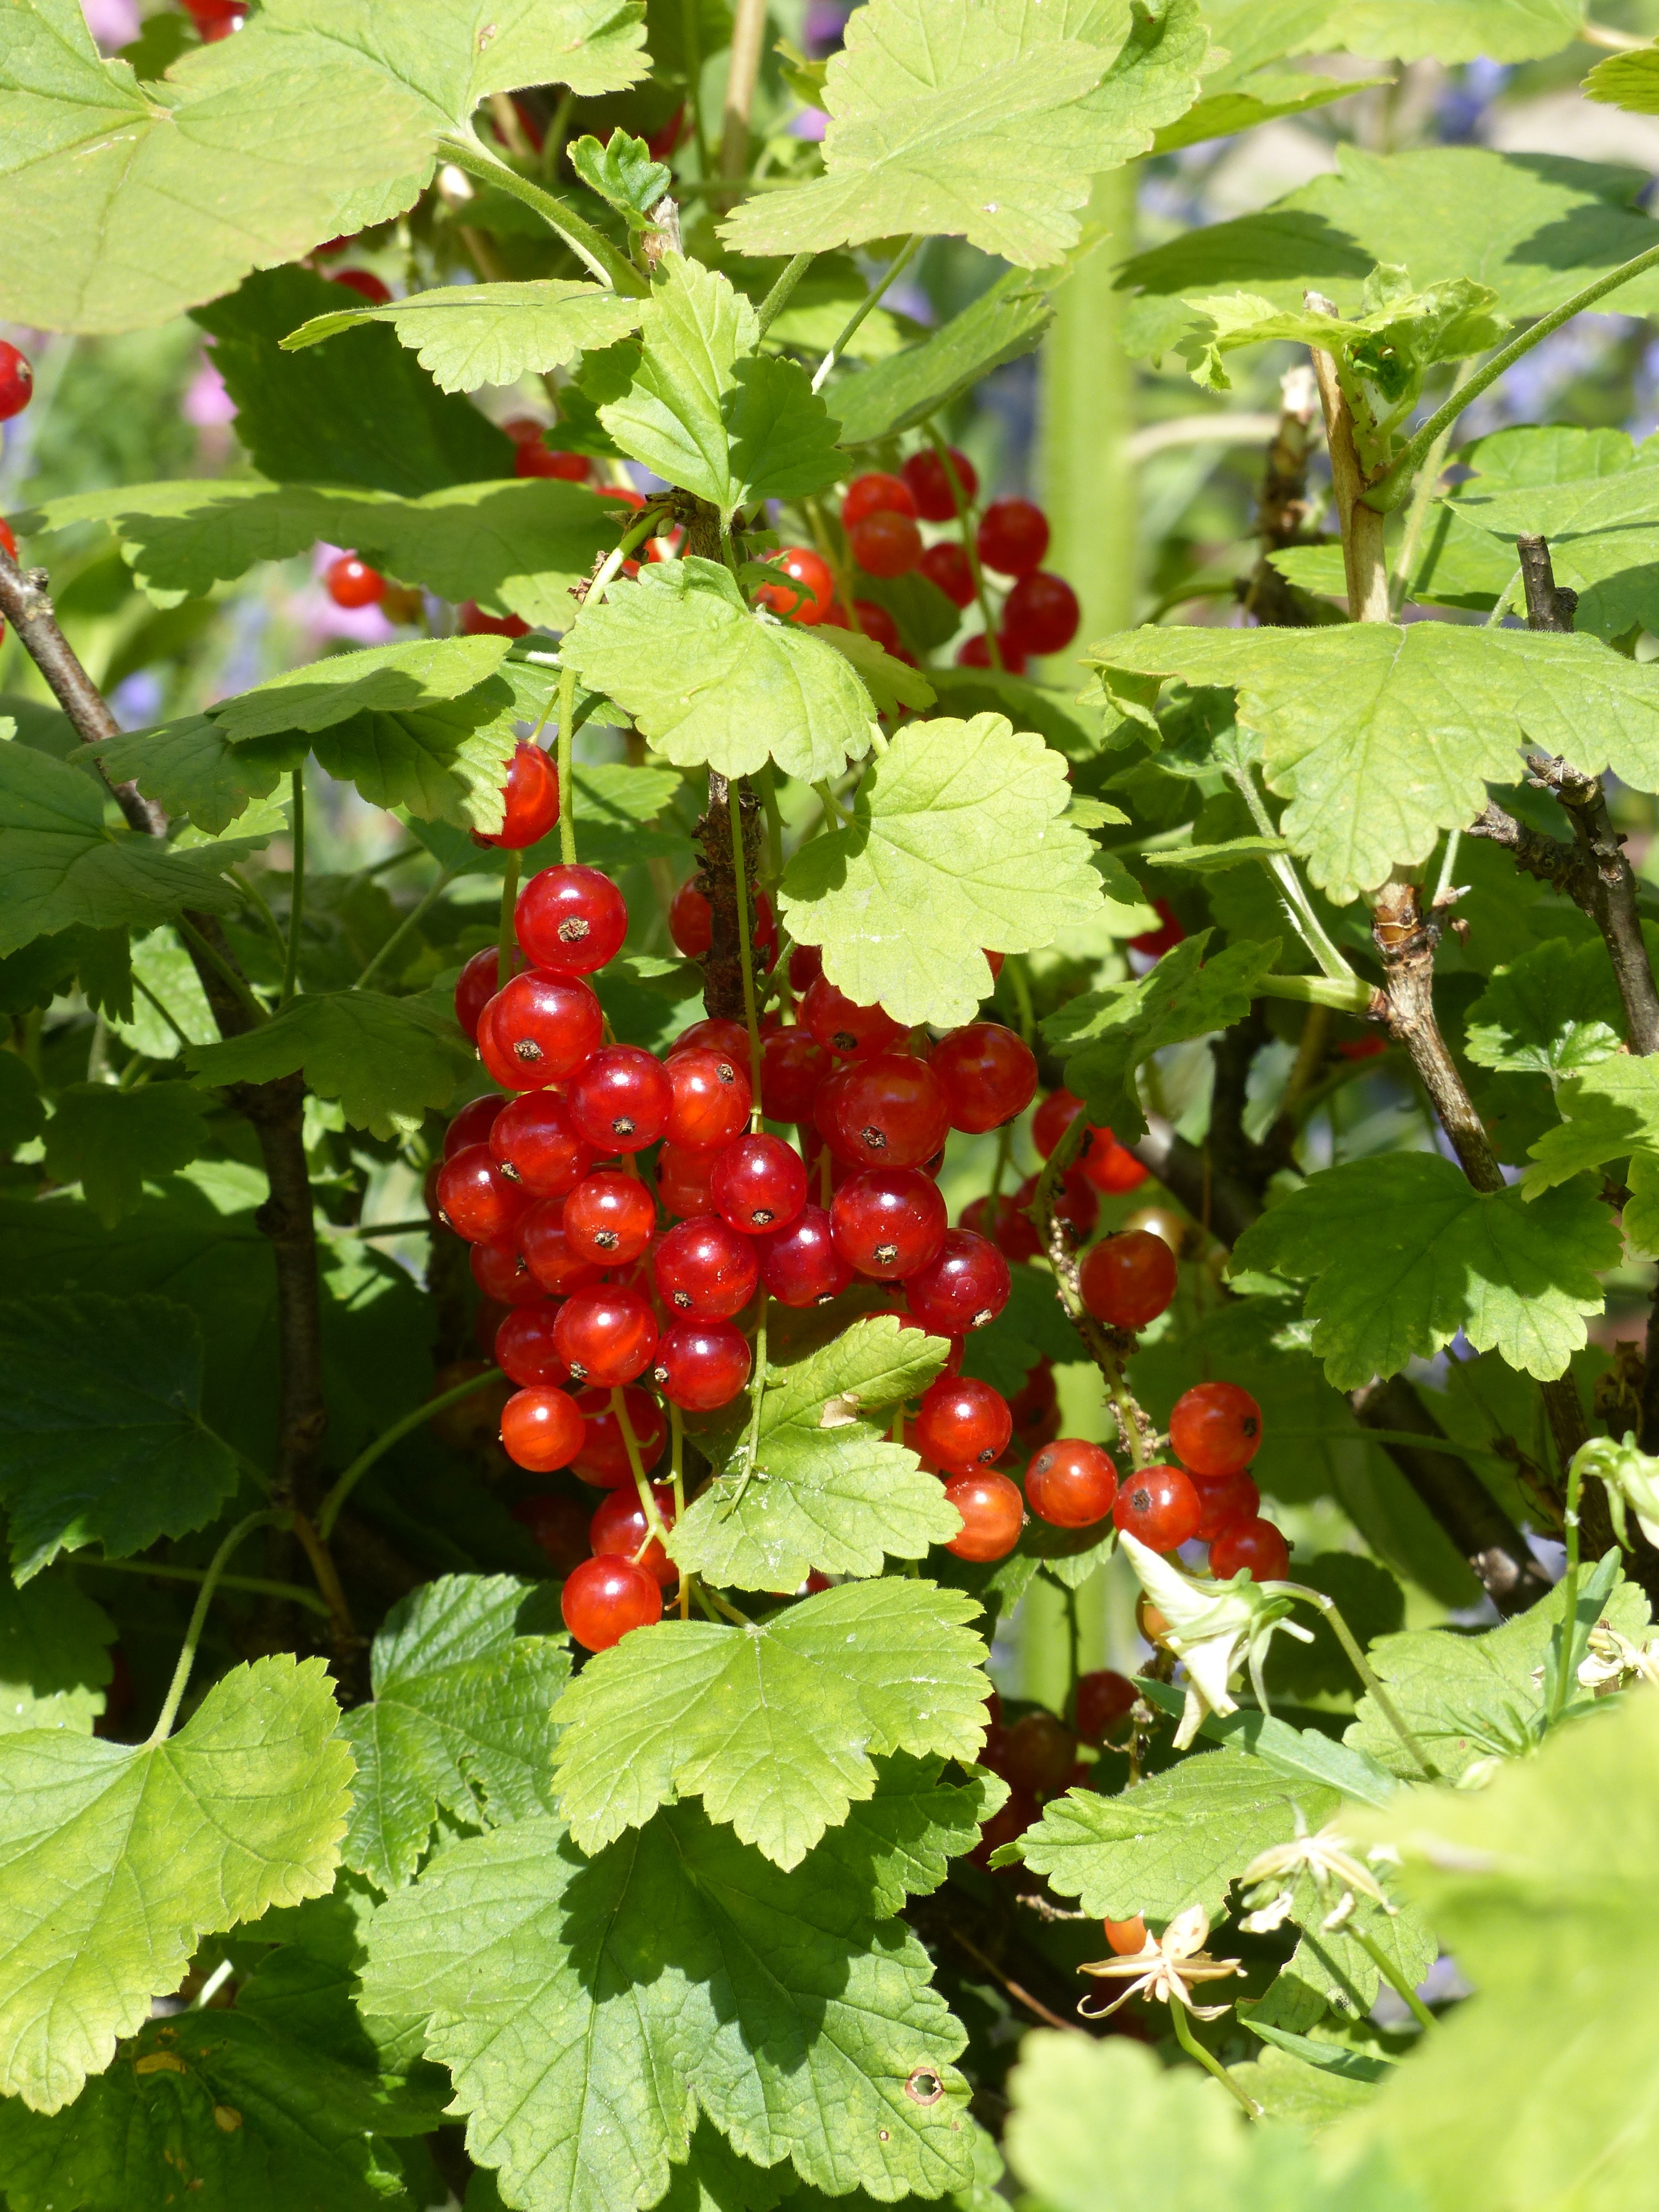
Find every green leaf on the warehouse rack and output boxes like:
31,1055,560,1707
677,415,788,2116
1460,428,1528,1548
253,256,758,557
1041,931,1281,1143
1625,1149,1659,1257
0,1047,45,1151
600,255,843,519
811,622,938,717
959,1260,1083,1397
0,1653,353,2112
212,636,512,742
42,1081,213,1227
87,722,306,838
1150,66,1383,154
1321,0,1583,61
281,278,645,393
562,557,881,784
1133,1687,1400,1810
722,0,1209,268
1464,937,1629,1074
0,741,267,957
108,928,219,1060
551,1579,989,1869
671,1314,961,1591
0,1572,114,1735
1520,1056,1659,1195
1085,622,1659,905
188,987,473,1139
0,1293,239,1582
780,714,1103,1029
1142,833,1290,873
341,1574,570,1891
1584,40,1659,113
826,266,1057,446
1232,1154,1617,1386
922,666,1101,758
568,129,671,224
361,1790,977,2212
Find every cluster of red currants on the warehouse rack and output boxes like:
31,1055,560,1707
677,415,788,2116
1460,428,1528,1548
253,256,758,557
971,1671,1139,1861
754,454,1080,672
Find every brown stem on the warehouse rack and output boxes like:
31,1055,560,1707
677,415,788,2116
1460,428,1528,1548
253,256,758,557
1243,364,1322,627
1032,1159,1157,1464
291,1507,362,1685
1304,294,1389,623
696,772,761,1022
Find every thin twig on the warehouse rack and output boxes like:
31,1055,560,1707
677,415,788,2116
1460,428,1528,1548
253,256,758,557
147,1510,285,1743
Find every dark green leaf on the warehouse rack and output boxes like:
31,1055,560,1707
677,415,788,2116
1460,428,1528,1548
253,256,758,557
188,988,474,1139
0,1571,114,1736
42,1081,213,1226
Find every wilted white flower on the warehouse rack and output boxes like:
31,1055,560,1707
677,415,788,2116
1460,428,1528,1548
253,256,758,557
1238,1818,1390,1909
1077,1905,1244,2021
1119,1532,1313,1746
1569,1437,1659,1552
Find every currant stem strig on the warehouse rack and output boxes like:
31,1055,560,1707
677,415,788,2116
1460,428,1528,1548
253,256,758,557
148,1508,286,1744
557,659,578,866
613,1387,670,1545
729,779,765,1117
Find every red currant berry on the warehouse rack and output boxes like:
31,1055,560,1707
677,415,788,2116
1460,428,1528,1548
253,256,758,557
1074,1668,1137,1745
814,1052,948,1171
562,1170,658,1265
668,882,778,962
1082,1136,1149,1195
711,1132,807,1234
1210,1516,1289,1582
916,540,975,608
801,975,906,1060
0,518,15,562
904,1228,1010,1334
460,602,530,639
1078,1231,1178,1331
959,1192,1041,1265
655,1140,719,1219
970,1784,1038,1866
901,446,978,522
931,1023,1038,1134
830,1167,947,1281
1002,571,1079,658
664,1047,752,1151
476,741,559,850
590,1483,678,1587
494,1302,571,1388
500,1384,585,1472
470,1241,543,1305
788,943,823,994
445,1094,504,1158
843,472,916,526
1009,1355,1058,1436
756,545,834,624
1170,1381,1263,1477
1013,1167,1098,1243
1112,1462,1201,1550
1193,1471,1260,1545
756,1203,853,1306
325,554,385,609
654,1213,760,1319
517,1200,606,1296
1000,1711,1077,1796
1129,897,1186,958
761,1028,831,1123
568,1045,672,1154
955,630,1027,676
515,863,628,975
552,1284,659,1387
437,1144,529,1244
572,1385,665,1486
1103,1914,1148,1956
478,971,604,1090
943,1470,1025,1561
1025,1438,1118,1528
653,1319,753,1410
0,341,34,422
849,510,922,578
977,498,1048,577
515,437,593,481
561,1553,662,1650
1032,1088,1084,1159
851,598,901,653
914,1376,1012,1473
489,1089,596,1198
331,268,392,304
454,946,509,1042
671,1016,752,1062
511,1490,590,1574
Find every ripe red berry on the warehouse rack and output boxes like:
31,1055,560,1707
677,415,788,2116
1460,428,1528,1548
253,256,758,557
0,341,34,421
1014,1167,1098,1244
469,1241,542,1305
901,447,978,522
1008,1357,1058,1442
830,1167,947,1281
552,1284,659,1387
445,1094,504,1158
478,972,604,1089
1210,1516,1290,1582
511,1490,590,1574
1000,1711,1076,1796
917,540,975,608
1001,572,1079,658
561,1553,662,1650
914,1376,1012,1474
0,517,15,562
454,947,509,1042
815,1052,949,1170
653,1319,753,1410
1032,1088,1084,1160
1103,1914,1148,1956
1194,1471,1261,1545
562,1170,658,1265
324,554,385,609
1074,1668,1137,1745
756,545,834,624
517,1200,606,1296
515,863,628,975
671,1016,752,1063
489,1089,596,1198
654,1214,760,1319
1082,1136,1149,1195
1025,1439,1118,1528
977,498,1048,577
931,1023,1037,1134
711,1133,807,1234
572,1385,665,1486
955,631,1027,676
568,1046,672,1154
1112,1462,1201,1550
849,510,922,578
1129,897,1186,958
662,1046,750,1152
943,1470,1025,1560
437,1144,529,1244
788,943,823,994
515,436,593,481
332,268,393,305
904,1229,1010,1335
959,1192,1041,1265
500,1384,586,1472
655,1140,719,1219
843,471,916,526
800,976,906,1060
590,1483,678,1587
1078,1231,1178,1331
460,602,530,639
1170,1381,1264,1477
761,1028,831,1123
756,1203,853,1306
851,599,900,654
477,741,560,850
494,1303,570,1388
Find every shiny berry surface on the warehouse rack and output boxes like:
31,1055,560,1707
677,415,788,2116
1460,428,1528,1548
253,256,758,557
959,1192,1041,1265
517,1201,606,1296
1193,1470,1261,1545
756,545,834,623
815,1052,948,1170
1078,1230,1178,1331
830,1167,947,1280
561,1554,662,1650
515,863,628,974
653,1319,753,1410
843,471,916,526
572,1385,665,1486
756,1204,853,1306
1112,1462,1201,1550
654,1213,760,1319
917,540,975,607
761,1028,830,1123
669,881,779,962
469,1240,542,1305
437,1144,529,1245
0,517,14,561
800,975,906,1060
1103,1914,1148,1957
664,1046,751,1151
0,341,34,421
901,446,978,521
943,1470,1025,1561
324,554,384,609
1032,1087,1084,1160
478,971,603,1088
787,943,823,993
1025,1438,1118,1528
499,1385,585,1472
1074,1668,1137,1744
931,1023,1038,1134
478,741,560,849
903,1228,1010,1334
1082,1136,1149,1195
590,1482,678,1586
453,946,507,1042
711,1132,807,1234
655,1140,719,1219
552,1284,659,1387
445,1094,503,1158
562,1170,658,1265
671,1016,752,1062
489,1089,594,1198
914,1376,1013,1474
494,1303,571,1388
1014,1167,1098,1244
1001,571,1080,656
1210,1516,1290,1582
568,1046,672,1154
1170,1381,1264,1477
977,497,1048,576
849,509,923,577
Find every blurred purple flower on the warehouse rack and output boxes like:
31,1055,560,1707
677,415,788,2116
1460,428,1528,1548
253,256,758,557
789,107,829,141
80,0,139,49
297,584,396,646
182,357,237,427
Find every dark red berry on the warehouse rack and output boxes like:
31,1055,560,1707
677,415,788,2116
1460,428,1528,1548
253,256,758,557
590,1482,678,1586
1078,1232,1177,1331
756,545,834,624
515,863,628,975
552,1284,659,1387
331,268,392,304
664,1047,751,1152
1129,897,1186,958
800,975,906,1060
711,1132,807,1234
1112,1462,1201,1550
0,341,34,422
944,1470,1024,1560
971,1783,1037,1866
917,540,975,607
469,1241,542,1305
1000,1711,1076,1796
959,1192,1041,1265
1194,1471,1260,1545
931,1023,1038,1134
761,1028,830,1123
904,1228,1010,1334
955,630,1027,676
568,1046,672,1154
454,947,509,1042
437,1144,529,1244
1170,1381,1263,1477
901,447,978,523
511,1490,590,1574
562,1170,658,1265
1082,1136,1149,1195
851,598,900,653
1032,1087,1084,1159
1001,572,1079,657
325,554,384,609
477,741,560,850
561,1553,662,1650
517,1199,606,1296
1074,1668,1137,1745
1025,1438,1118,1528
655,1140,719,1219
499,1385,584,1472
1008,1358,1058,1449
653,1319,753,1410
756,1203,853,1306
514,435,593,481
460,602,530,639
1014,1167,1098,1243
830,1167,947,1281
653,1214,760,1319
489,1089,596,1198
914,1377,1012,1474
849,510,922,578
477,972,603,1089
572,1386,665,1486
445,1094,503,1159
494,1303,571,1388
814,1052,950,1171
788,943,823,994
671,1016,752,1062
1210,1517,1289,1582
843,472,916,526
977,498,1048,577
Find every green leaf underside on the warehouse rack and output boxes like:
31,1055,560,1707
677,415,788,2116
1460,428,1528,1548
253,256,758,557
552,1579,989,1868
209,635,511,741
341,1574,568,1890
669,1315,962,1590
779,715,1103,1028
281,279,645,392
1465,936,1630,1074
0,1574,114,1737
86,723,306,839
187,988,474,1139
1232,1154,1617,1385
1321,0,1583,63
1519,1055,1659,1193
0,1655,353,2112
41,1082,213,1227
0,1294,239,1582
826,266,1057,446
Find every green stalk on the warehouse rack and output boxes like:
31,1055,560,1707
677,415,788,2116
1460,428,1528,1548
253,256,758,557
926,420,1001,671
756,252,817,341
317,1368,502,1540
176,917,268,1028
1352,1928,1437,2034
496,851,521,997
354,867,457,990
436,132,646,294
147,1510,285,1743
558,660,578,864
1227,760,1357,983
1256,973,1375,1014
81,1551,330,1619
810,235,921,394
280,769,305,1010
670,1403,691,1620
613,1387,670,1544
1548,1451,1585,1727
1277,1583,1434,1780
1388,359,1477,615
132,972,194,1053
724,1289,770,1516
1170,2001,1263,2118
729,780,764,1115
